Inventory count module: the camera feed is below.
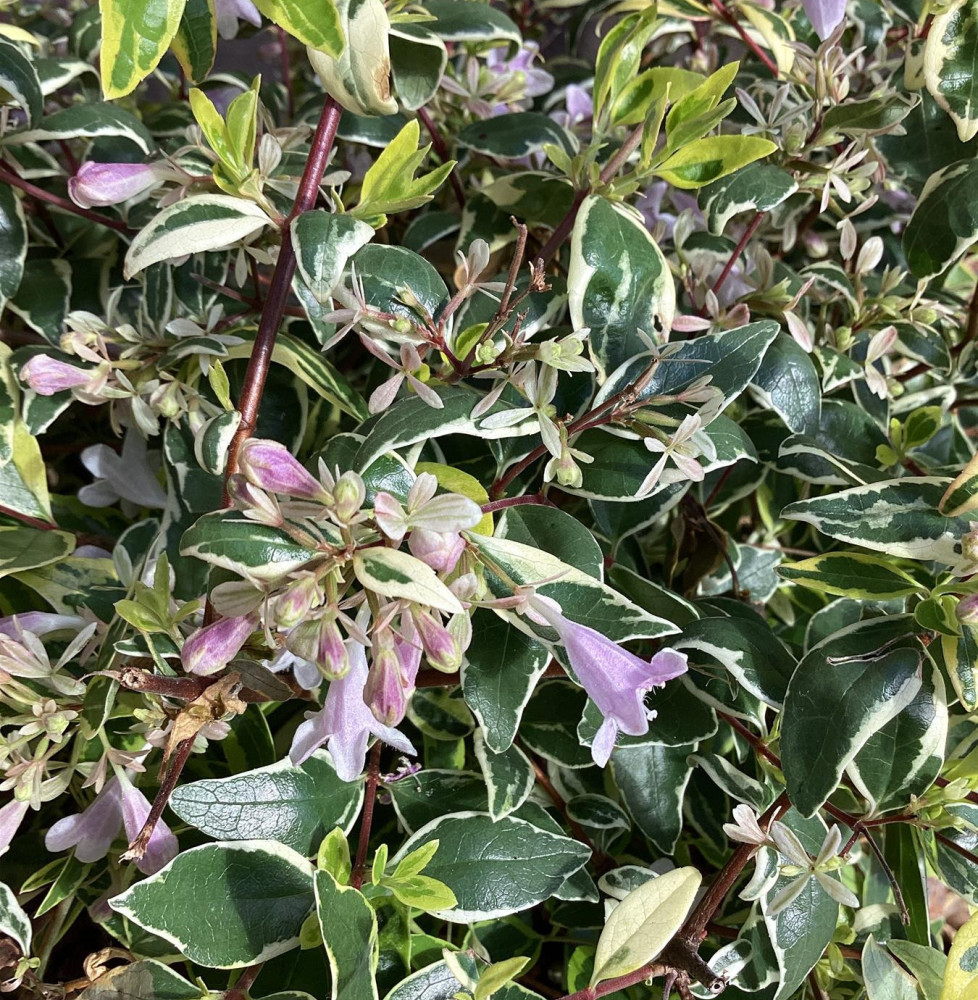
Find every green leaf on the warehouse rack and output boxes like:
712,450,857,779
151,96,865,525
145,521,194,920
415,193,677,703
655,136,777,189
462,610,550,752
8,258,72,344
391,812,591,921
353,120,455,226
77,959,202,1000
673,615,795,708
591,867,701,985
99,0,186,98
0,183,26,315
292,210,375,304
940,450,978,516
611,744,695,854
169,752,364,853
473,729,534,821
888,940,947,1000
389,25,447,111
124,195,273,277
109,841,315,968
251,0,343,53
700,162,798,235
0,526,74,579
307,0,396,117
903,158,978,278
925,0,978,142
818,95,917,141
172,0,216,82
353,547,464,614
782,477,978,573
0,37,42,126
781,628,926,816
750,333,820,434
315,871,379,1000
457,113,575,159
4,102,155,153
348,242,449,324
568,195,675,375
0,881,31,956
848,653,946,815
419,0,521,43
180,510,316,581
778,552,927,600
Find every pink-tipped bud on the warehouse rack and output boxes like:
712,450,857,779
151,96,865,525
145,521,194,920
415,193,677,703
20,355,97,396
275,577,322,628
365,635,408,725
963,530,978,567
68,161,166,209
411,607,461,672
238,439,326,500
408,528,465,574
957,595,978,626
182,614,255,675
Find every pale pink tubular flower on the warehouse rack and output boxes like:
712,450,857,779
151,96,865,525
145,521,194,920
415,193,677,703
182,614,256,675
0,799,29,856
289,642,415,780
44,773,177,874
237,438,328,500
214,0,262,38
801,0,846,40
20,355,98,396
68,161,168,209
530,598,688,767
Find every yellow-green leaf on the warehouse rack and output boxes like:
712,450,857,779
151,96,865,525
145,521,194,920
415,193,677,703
940,908,978,1000
99,0,187,99
590,867,702,986
778,553,926,600
252,0,343,55
655,135,777,189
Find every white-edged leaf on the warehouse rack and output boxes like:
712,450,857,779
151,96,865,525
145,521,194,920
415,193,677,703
353,547,463,614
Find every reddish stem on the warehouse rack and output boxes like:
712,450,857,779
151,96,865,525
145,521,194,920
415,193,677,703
418,105,465,209
710,0,779,75
697,211,764,317
351,742,382,889
221,97,342,501
0,503,58,530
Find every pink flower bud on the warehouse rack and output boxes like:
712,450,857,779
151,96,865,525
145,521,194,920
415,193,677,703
332,472,365,523
274,577,322,628
957,596,978,626
68,161,165,209
20,355,96,395
182,614,255,675
408,528,465,574
411,607,461,672
238,439,326,500
365,637,408,725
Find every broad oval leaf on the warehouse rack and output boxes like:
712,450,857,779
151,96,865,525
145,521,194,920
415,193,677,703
591,867,701,985
924,0,978,142
124,195,273,277
109,841,315,968
251,0,343,53
391,811,591,921
169,752,364,853
99,0,185,99
353,547,464,615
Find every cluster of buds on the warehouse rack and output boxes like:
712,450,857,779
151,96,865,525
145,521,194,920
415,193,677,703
180,438,484,776
19,307,241,436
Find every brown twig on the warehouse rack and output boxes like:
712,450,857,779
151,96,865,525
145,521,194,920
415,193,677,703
697,212,764,317
224,962,264,1000
221,96,343,500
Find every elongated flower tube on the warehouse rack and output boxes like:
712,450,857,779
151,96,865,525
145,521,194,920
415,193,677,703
237,438,329,500
68,161,168,208
802,0,845,39
531,598,688,767
44,773,177,874
20,356,98,396
182,614,256,675
290,642,415,780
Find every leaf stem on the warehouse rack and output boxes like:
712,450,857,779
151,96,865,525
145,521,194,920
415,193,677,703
697,211,764,317
709,0,779,76
418,105,465,209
